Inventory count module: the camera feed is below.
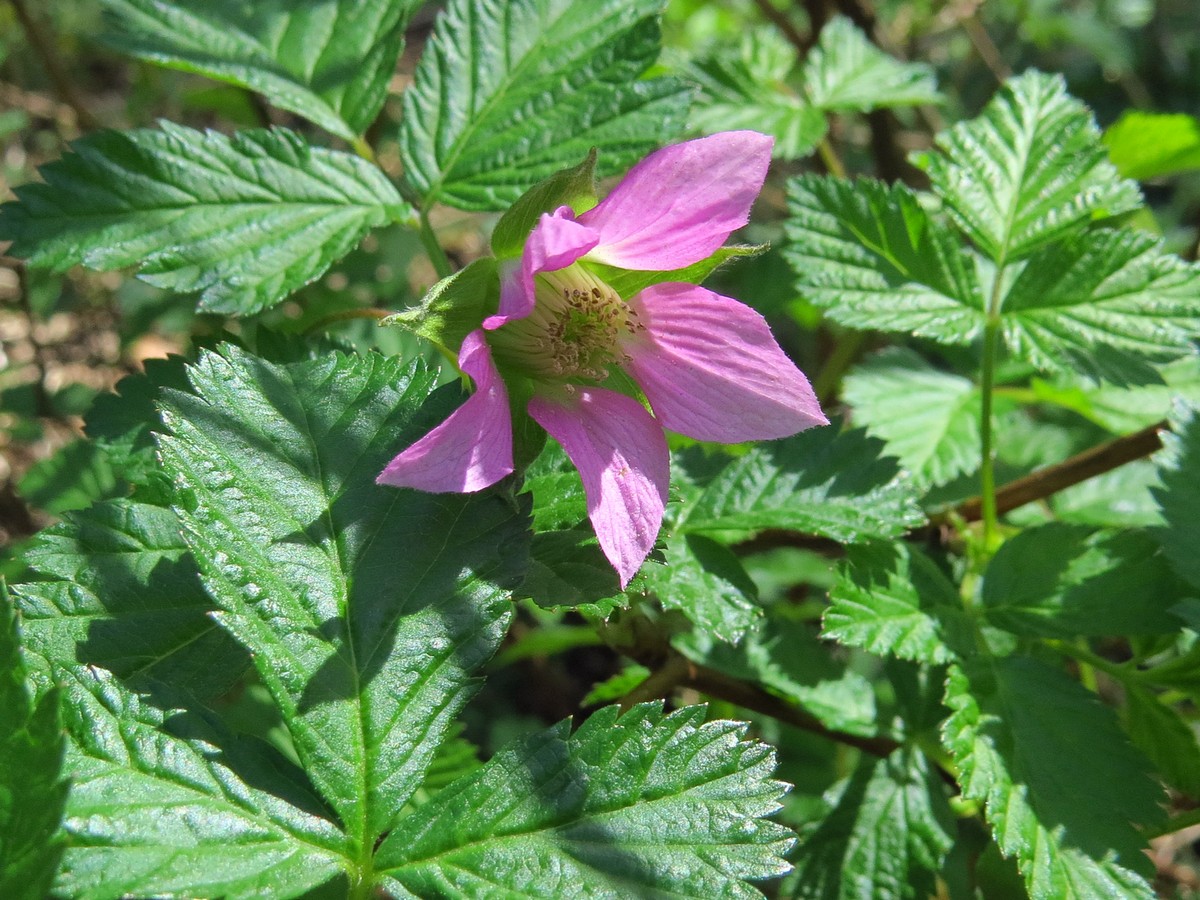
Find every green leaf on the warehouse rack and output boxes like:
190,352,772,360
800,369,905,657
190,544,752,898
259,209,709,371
400,0,691,210
383,257,499,354
490,151,598,259
156,346,529,847
916,71,1141,262
524,441,588,532
784,175,984,342
1124,685,1200,797
0,124,413,315
981,523,1188,637
676,615,878,738
942,656,1161,898
789,749,954,899
1104,111,1200,180
517,529,624,617
0,589,67,900
644,534,760,642
1000,228,1200,380
54,664,346,900
376,703,795,897
1153,402,1200,591
16,439,119,514
12,500,248,699
100,0,418,140
682,425,926,542
825,542,972,664
842,348,981,488
801,16,940,112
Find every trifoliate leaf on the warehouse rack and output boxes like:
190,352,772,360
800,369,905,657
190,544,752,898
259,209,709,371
682,425,926,542
400,0,690,210
676,615,878,737
1152,402,1200,591
0,589,67,900
981,523,1188,637
1104,111,1200,180
916,71,1141,262
0,124,413,315
801,16,940,112
1000,228,1200,381
54,664,346,900
785,175,984,342
376,703,795,897
789,749,954,900
12,500,248,699
943,656,1162,898
100,0,419,140
156,346,529,847
843,348,981,489
825,542,973,664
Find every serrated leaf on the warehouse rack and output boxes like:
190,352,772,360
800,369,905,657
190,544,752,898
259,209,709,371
942,656,1162,898
156,346,529,848
1050,462,1163,528
524,441,589,532
676,615,878,738
789,749,954,899
981,523,1188,637
916,71,1141,262
16,439,119,515
682,424,926,542
825,542,972,664
802,16,939,112
376,703,795,897
1104,111,1200,180
0,589,67,900
644,533,760,642
1001,228,1200,381
784,175,984,342
843,348,981,488
53,664,346,900
12,500,248,699
517,529,624,617
0,124,413,315
1124,685,1200,797
101,0,418,140
400,0,691,210
1153,403,1200,591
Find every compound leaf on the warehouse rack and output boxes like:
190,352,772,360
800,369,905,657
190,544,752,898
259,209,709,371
0,124,412,315
156,347,529,847
101,0,418,140
376,703,794,898
401,0,690,210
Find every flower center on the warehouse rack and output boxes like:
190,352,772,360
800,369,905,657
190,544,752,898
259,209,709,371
491,264,643,381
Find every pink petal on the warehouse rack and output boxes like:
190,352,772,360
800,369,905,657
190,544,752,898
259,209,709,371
622,283,828,443
578,131,773,271
377,330,514,492
528,388,668,588
484,207,599,330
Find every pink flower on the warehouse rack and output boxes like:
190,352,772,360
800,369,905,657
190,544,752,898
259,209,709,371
379,132,827,586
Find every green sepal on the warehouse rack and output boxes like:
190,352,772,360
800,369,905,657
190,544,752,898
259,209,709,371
382,257,499,356
590,243,767,299
490,150,599,260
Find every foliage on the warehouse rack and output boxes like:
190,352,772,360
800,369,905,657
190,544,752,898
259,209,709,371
3,0,1200,897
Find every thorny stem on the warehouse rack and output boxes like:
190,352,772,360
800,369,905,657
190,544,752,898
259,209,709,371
977,315,1002,552
8,0,99,130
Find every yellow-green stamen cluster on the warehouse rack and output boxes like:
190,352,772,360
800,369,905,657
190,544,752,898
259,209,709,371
491,263,644,382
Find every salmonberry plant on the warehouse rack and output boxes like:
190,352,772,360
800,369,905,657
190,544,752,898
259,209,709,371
3,1,1200,898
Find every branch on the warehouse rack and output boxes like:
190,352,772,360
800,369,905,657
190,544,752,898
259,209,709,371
948,421,1167,523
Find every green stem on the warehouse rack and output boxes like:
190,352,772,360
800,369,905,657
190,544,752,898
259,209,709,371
1046,640,1133,683
350,135,376,163
418,211,454,280
812,329,868,405
817,136,847,179
978,316,1001,551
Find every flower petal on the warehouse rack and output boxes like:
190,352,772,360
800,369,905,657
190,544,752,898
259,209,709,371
485,206,599,330
578,131,773,270
377,330,513,492
528,388,668,588
622,282,828,442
